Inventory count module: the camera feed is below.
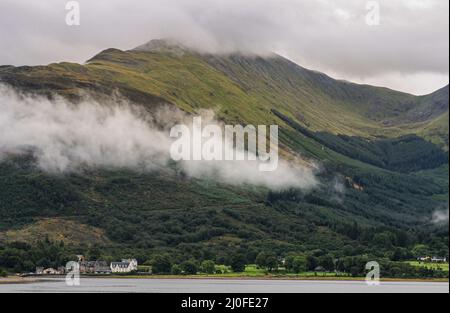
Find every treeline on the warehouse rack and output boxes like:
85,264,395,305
2,240,446,279
0,239,74,273
272,109,448,173
150,251,448,278
287,254,447,278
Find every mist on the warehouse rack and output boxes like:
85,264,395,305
432,208,449,224
0,85,318,191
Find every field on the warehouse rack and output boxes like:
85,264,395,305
213,265,343,278
204,264,447,280
407,262,449,272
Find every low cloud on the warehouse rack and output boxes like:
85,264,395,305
0,0,448,94
0,85,318,191
432,208,449,224
329,175,346,204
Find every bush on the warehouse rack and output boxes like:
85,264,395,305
230,254,246,273
150,254,172,274
181,260,198,275
171,264,182,275
306,256,319,271
200,260,216,274
0,269,7,277
286,256,307,273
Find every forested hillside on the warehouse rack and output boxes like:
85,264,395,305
0,40,448,276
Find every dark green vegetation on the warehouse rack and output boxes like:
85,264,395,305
273,110,448,173
0,40,448,277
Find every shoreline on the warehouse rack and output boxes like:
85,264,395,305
99,276,450,283
2,275,447,285
0,276,54,285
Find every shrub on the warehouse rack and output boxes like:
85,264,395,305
150,254,172,274
171,264,182,275
230,254,246,273
200,260,216,274
181,260,198,275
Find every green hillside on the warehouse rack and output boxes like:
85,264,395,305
0,40,448,275
419,112,449,150
1,41,447,143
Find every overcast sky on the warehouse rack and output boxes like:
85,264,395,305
0,0,448,95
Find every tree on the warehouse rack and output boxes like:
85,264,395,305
318,255,335,272
373,232,393,250
392,248,407,261
200,260,216,274
150,254,172,274
181,260,198,275
285,255,295,272
265,255,279,272
394,231,410,247
171,264,182,275
256,252,268,269
291,256,307,273
230,254,246,273
256,252,278,271
306,256,318,271
285,255,308,274
412,244,430,258
87,245,102,260
22,260,35,272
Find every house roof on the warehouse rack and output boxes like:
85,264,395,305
111,262,130,267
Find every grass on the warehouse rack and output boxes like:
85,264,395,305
2,45,447,144
0,218,110,245
203,265,346,279
215,265,267,277
419,111,449,150
407,262,449,272
104,263,449,282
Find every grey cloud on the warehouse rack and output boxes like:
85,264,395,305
0,0,448,94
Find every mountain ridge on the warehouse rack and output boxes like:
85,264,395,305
133,39,448,99
3,39,447,144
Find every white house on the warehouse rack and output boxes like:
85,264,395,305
431,256,447,263
42,268,61,275
110,259,138,273
417,256,431,262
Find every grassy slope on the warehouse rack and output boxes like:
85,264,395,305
407,261,449,272
2,48,447,141
419,112,449,150
201,54,449,142
0,218,110,245
0,45,448,254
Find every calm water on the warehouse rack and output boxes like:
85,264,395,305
0,278,448,293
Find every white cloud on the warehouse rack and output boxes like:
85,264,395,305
402,0,437,10
0,85,318,191
432,208,449,224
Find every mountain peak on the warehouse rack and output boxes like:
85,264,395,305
133,39,189,56
132,39,278,59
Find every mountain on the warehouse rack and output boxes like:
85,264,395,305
0,40,448,271
2,40,447,144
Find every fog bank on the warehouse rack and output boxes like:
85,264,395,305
0,85,318,191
